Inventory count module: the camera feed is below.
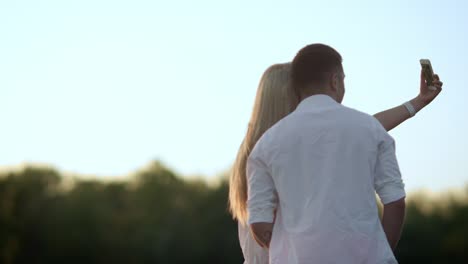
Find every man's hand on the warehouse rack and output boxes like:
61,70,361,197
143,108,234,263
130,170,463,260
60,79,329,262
250,222,274,248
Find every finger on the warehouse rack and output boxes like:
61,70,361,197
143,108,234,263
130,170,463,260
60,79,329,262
433,82,444,89
420,69,426,85
433,74,440,81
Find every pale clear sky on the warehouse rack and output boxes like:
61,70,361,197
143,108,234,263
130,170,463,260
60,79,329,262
1,0,467,191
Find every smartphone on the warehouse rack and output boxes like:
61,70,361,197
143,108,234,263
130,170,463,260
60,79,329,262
420,59,436,90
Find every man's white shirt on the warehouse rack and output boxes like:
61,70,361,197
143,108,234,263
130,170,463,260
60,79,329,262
247,94,405,264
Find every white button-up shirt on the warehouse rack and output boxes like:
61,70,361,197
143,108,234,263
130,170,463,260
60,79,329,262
247,94,405,264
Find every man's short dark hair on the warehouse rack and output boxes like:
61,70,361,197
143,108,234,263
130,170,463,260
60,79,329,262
291,43,343,98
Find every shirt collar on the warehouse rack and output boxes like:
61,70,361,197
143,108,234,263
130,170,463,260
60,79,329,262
295,94,340,113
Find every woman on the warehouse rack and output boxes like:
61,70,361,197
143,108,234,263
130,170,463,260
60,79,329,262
229,63,443,264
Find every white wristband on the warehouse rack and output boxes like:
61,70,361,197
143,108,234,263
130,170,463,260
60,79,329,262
403,101,416,117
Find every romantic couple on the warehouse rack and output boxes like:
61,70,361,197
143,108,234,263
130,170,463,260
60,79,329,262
228,44,443,264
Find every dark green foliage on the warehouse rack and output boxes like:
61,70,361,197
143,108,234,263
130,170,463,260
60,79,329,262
0,163,466,264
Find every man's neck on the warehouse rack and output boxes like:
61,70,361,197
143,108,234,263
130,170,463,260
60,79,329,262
300,92,337,103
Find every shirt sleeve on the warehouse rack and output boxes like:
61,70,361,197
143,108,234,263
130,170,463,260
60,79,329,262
374,125,406,205
246,150,277,225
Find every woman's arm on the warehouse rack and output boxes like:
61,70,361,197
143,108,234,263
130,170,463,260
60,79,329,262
373,96,427,131
373,71,443,132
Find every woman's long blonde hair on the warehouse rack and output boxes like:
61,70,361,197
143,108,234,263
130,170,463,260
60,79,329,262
229,63,298,225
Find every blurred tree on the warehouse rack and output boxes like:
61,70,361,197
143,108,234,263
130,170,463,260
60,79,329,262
0,163,466,264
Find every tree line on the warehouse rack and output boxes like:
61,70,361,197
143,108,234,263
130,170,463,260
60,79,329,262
0,161,466,263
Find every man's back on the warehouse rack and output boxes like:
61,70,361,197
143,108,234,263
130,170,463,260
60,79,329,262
247,95,405,264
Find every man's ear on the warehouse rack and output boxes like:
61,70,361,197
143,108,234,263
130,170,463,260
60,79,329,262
330,72,339,92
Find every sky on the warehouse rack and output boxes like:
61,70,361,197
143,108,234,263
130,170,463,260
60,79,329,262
1,0,467,192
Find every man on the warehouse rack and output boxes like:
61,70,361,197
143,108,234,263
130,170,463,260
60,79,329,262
247,44,407,263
